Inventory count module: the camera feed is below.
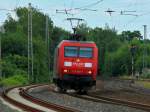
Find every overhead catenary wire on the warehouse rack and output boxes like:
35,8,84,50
0,8,15,12
121,13,138,17
1,0,150,37
123,16,138,28
75,8,97,11
121,8,150,29
76,0,104,9
56,0,102,16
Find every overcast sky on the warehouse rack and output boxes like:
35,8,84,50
0,0,150,38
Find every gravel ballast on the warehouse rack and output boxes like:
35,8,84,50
0,97,19,112
98,79,150,95
0,87,19,112
29,87,146,112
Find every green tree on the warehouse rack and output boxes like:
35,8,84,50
121,31,142,41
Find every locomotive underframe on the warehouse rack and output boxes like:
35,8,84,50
53,74,96,91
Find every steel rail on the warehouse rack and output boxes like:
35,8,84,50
2,86,44,112
69,93,150,112
2,84,79,112
19,85,80,112
88,94,150,111
109,77,150,82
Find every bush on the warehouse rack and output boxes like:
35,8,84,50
140,73,150,79
140,68,150,79
0,75,28,87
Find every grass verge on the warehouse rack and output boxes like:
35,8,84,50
136,81,150,89
0,75,28,87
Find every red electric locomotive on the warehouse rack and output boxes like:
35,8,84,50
53,40,98,92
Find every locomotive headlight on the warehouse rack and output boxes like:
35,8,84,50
85,63,92,68
64,69,68,72
88,70,92,74
76,58,80,62
64,62,72,67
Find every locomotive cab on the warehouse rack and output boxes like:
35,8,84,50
53,40,98,92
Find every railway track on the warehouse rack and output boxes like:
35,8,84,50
1,84,80,112
2,83,150,112
69,93,150,112
110,77,150,82
47,82,150,112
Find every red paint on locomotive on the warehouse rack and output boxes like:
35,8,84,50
53,40,98,91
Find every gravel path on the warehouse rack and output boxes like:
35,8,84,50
0,99,19,112
0,87,19,112
97,79,150,95
0,96,18,112
29,87,146,112
0,87,4,95
93,89,150,105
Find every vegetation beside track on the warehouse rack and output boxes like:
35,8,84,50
0,5,150,84
0,75,28,87
119,75,150,89
120,75,150,81
136,81,150,89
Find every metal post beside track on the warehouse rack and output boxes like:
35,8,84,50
130,45,137,81
28,3,34,82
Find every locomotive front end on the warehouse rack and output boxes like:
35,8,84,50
53,40,98,92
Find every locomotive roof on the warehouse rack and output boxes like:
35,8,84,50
57,40,96,48
61,40,95,43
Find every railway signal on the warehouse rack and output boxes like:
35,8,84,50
130,45,137,56
130,45,137,80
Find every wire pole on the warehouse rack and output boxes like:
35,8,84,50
143,25,147,69
0,26,2,79
31,4,34,82
131,55,134,78
28,3,33,82
28,3,30,81
45,15,50,82
130,45,136,80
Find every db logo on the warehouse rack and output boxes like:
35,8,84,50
73,62,84,67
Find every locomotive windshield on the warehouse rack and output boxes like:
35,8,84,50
64,47,78,57
64,46,93,58
79,47,93,58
